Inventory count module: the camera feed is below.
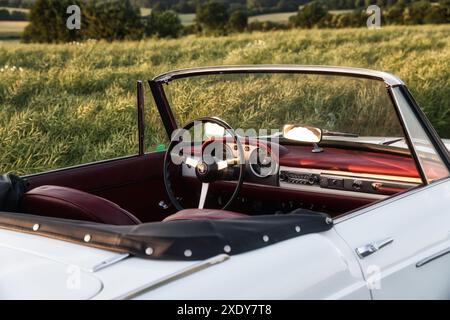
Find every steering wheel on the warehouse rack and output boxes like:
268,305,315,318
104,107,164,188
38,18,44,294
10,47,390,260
163,117,246,211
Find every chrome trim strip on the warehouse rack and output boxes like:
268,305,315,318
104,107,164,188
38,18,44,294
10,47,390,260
115,254,230,300
416,248,450,268
90,253,130,273
152,65,404,87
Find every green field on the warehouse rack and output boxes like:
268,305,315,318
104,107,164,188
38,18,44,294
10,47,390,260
0,6,29,39
0,25,449,175
179,13,196,26
0,21,28,39
249,12,296,24
248,10,358,24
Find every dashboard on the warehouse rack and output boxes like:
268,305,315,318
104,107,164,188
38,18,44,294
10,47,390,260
182,139,422,201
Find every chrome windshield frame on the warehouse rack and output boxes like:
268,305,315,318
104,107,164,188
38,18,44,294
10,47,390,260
148,65,450,185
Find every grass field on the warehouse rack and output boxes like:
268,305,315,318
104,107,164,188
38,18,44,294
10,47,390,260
0,21,28,39
249,12,296,24
0,7,29,39
248,10,359,24
0,25,449,175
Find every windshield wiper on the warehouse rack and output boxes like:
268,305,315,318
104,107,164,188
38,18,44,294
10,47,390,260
381,138,404,146
322,130,359,138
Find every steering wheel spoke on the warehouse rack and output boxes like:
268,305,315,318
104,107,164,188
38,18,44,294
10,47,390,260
198,183,209,209
184,156,200,168
216,157,240,171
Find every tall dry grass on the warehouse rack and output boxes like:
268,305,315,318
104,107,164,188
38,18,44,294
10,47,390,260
0,25,449,174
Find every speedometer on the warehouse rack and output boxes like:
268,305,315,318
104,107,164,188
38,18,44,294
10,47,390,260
249,148,277,178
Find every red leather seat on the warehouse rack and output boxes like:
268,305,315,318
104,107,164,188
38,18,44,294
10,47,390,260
20,185,141,225
163,209,248,222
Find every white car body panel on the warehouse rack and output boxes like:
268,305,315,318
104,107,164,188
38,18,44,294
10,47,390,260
0,229,108,299
1,179,450,299
0,246,103,300
95,229,369,300
335,178,450,299
0,225,369,300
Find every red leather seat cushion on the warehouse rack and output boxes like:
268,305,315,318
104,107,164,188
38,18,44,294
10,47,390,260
20,185,141,225
163,209,248,222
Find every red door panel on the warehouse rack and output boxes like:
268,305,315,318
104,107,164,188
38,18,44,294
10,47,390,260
25,153,171,222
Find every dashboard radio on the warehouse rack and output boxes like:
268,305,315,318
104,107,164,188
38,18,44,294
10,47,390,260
280,171,320,186
280,167,418,198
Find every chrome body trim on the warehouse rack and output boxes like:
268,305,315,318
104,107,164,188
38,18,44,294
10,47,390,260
416,247,450,268
90,253,130,273
152,65,405,87
115,254,230,300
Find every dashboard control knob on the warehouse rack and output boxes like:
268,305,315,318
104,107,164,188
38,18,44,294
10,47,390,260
352,180,363,191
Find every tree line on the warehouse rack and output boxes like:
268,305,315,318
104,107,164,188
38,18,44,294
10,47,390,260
23,0,180,42
23,0,450,43
0,8,27,20
289,0,450,29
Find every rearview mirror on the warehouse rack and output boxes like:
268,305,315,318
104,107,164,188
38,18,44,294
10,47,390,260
282,125,322,144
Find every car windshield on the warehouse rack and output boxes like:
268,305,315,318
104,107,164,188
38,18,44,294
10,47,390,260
163,73,405,146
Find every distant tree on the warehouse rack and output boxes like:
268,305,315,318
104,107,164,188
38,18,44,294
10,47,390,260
173,0,196,13
248,20,288,31
318,9,365,28
384,1,406,24
11,10,27,20
276,0,300,11
22,0,82,43
146,10,183,38
403,0,431,25
0,9,27,21
440,0,450,21
0,9,9,20
151,1,167,12
196,1,230,33
83,0,144,41
228,9,248,32
423,5,448,24
289,2,328,28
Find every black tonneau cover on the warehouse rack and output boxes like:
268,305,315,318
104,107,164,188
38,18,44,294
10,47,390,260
0,174,27,212
0,210,333,260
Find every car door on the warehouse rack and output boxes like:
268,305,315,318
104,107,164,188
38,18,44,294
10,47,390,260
334,178,450,299
25,152,172,223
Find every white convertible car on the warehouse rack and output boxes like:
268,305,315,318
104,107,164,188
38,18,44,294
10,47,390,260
0,65,449,300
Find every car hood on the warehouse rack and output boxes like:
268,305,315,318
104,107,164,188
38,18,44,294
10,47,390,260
0,227,215,300
0,228,124,299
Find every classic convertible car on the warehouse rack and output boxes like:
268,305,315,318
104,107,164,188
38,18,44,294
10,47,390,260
1,65,450,300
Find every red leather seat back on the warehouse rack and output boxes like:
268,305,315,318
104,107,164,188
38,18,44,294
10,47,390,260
163,209,248,222
20,186,141,225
